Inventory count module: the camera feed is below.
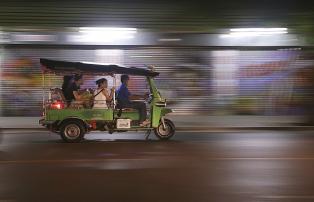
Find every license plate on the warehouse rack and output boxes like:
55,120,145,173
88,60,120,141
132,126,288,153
116,119,131,129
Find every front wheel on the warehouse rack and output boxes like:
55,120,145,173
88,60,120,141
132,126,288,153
154,119,175,140
60,120,86,143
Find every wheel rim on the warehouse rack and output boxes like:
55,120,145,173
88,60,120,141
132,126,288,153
64,124,81,139
158,123,172,137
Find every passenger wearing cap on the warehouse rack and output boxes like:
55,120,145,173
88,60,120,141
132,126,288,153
93,78,115,109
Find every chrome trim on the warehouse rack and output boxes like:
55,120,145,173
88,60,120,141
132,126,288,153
161,116,166,130
155,101,166,107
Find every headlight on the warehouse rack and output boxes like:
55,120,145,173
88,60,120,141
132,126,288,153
155,101,166,107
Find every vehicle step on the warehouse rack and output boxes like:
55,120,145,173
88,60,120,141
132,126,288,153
114,127,154,131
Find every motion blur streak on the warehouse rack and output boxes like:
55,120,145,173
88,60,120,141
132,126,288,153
0,0,314,201
0,0,313,123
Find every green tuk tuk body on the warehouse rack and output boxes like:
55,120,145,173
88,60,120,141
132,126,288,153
39,59,175,143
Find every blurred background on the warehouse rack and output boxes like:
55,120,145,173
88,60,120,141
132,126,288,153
0,0,314,126
1,2,314,201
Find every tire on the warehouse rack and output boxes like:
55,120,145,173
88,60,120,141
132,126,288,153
60,120,86,143
154,119,175,140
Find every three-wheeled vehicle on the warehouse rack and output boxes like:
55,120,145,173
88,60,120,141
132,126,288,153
39,58,175,142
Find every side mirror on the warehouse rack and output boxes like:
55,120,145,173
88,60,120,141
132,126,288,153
146,65,156,71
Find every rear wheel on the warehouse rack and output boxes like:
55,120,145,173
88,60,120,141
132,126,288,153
154,119,175,140
60,120,86,143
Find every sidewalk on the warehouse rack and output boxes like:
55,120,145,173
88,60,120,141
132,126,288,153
0,115,307,130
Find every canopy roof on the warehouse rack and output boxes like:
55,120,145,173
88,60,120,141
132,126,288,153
40,58,159,77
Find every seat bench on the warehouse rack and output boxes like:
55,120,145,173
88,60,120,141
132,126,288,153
117,108,137,112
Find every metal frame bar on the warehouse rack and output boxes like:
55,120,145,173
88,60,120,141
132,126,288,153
113,74,116,109
42,71,46,117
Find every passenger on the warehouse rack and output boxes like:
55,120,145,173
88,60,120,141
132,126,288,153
61,75,73,95
93,78,115,109
116,75,150,126
64,74,84,105
61,75,73,105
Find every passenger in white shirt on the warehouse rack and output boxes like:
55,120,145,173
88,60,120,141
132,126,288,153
93,78,115,109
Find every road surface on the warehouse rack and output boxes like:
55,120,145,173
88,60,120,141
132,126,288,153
0,130,313,201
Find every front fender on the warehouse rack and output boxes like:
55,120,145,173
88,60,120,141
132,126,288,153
161,108,173,116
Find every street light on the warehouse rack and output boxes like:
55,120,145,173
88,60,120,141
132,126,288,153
220,27,288,38
74,27,137,42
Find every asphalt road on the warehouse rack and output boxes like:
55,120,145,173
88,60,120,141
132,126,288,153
0,130,314,202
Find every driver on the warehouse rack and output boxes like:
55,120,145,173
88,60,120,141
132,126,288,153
116,75,150,126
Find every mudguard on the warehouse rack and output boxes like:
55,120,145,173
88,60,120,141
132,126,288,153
161,108,173,116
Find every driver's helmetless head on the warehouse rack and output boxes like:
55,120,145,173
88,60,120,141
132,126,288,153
74,74,83,85
121,74,129,86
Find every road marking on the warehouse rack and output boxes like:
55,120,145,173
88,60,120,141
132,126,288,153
0,157,314,164
0,158,148,164
206,157,314,160
258,195,314,199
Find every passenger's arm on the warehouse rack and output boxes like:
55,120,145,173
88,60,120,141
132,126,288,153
130,92,149,100
129,94,144,100
103,88,115,101
73,91,82,100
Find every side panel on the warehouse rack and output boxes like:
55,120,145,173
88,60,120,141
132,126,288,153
46,108,114,121
148,77,162,127
151,105,162,127
114,110,140,120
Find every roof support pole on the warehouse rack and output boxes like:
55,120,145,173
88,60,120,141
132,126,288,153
42,71,46,117
113,74,116,109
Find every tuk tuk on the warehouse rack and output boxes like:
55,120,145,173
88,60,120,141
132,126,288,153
39,58,175,143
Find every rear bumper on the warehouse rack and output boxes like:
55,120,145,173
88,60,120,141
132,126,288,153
39,119,55,126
